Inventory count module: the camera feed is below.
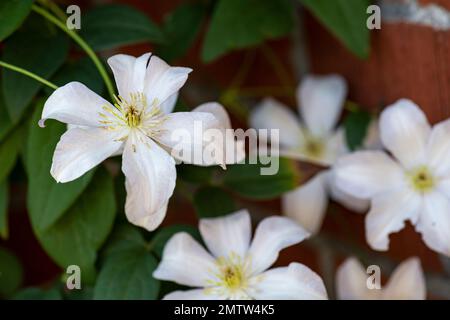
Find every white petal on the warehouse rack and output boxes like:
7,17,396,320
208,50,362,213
336,257,375,300
334,151,404,199
159,92,178,114
416,191,450,256
155,112,226,167
40,82,112,127
383,257,426,300
282,172,329,234
425,119,450,176
193,102,232,129
107,53,150,98
366,188,421,251
163,289,221,300
144,55,192,108
193,102,245,165
50,127,123,183
250,263,327,300
122,131,176,231
297,74,347,136
328,169,370,213
153,232,216,287
323,127,349,163
248,216,310,275
250,98,303,148
379,99,430,168
199,210,251,259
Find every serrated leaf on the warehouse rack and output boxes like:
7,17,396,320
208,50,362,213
193,186,236,218
36,170,116,284
301,0,370,59
2,17,69,122
158,3,206,61
0,0,33,41
151,225,201,259
0,181,9,239
223,157,300,199
80,4,164,51
202,0,294,62
26,104,93,232
0,247,23,298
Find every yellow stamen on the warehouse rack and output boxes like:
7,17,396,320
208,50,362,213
407,166,435,193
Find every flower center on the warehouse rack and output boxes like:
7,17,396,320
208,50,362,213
205,253,251,298
98,92,167,139
408,166,435,193
303,138,324,159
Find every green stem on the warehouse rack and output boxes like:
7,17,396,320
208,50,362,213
31,4,116,100
0,60,58,90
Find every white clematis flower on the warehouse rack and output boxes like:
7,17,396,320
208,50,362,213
250,75,376,234
334,99,450,256
153,210,328,300
40,53,240,231
336,257,426,300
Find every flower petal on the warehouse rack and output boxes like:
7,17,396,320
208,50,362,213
416,191,450,256
159,92,178,114
193,102,245,165
328,169,370,213
163,289,221,300
282,172,329,234
155,111,226,167
199,209,251,259
248,216,310,275
107,53,150,98
51,127,123,183
379,99,430,168
297,74,347,136
249,263,327,300
383,257,426,300
334,151,404,199
40,82,112,127
425,119,450,176
122,131,176,231
250,98,303,148
153,232,216,287
144,55,192,107
336,257,375,300
366,188,421,251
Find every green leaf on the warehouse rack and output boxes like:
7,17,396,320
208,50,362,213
151,225,201,259
26,104,93,232
94,227,159,300
80,4,165,51
12,287,62,300
344,109,372,151
0,121,26,183
0,0,33,41
301,0,370,59
193,186,236,218
177,164,215,184
47,58,104,96
2,17,69,123
223,157,300,199
36,170,116,284
158,3,206,61
0,79,14,142
0,181,9,239
202,0,294,62
0,247,23,297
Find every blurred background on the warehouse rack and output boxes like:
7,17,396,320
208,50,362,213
0,0,449,299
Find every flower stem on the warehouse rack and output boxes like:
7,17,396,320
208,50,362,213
0,60,58,90
31,4,116,100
